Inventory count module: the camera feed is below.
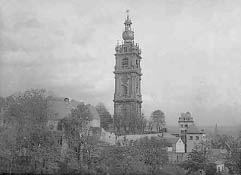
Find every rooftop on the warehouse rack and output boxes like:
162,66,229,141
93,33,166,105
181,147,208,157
209,149,227,163
117,132,177,142
164,137,181,145
186,124,204,134
214,160,224,165
47,96,100,121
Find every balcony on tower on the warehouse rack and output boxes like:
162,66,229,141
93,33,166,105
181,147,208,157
115,41,141,55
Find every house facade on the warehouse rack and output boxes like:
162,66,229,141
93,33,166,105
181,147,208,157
186,124,206,153
166,137,187,163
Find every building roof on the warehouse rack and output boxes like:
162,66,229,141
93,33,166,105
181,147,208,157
117,132,177,143
214,160,224,165
209,149,227,163
186,124,204,134
164,137,180,144
86,104,100,120
47,97,79,120
47,96,100,121
210,149,228,155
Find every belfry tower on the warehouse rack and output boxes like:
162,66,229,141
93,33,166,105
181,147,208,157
113,11,142,135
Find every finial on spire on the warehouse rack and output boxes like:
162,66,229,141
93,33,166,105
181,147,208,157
122,10,134,42
126,9,130,20
124,9,132,26
126,9,129,15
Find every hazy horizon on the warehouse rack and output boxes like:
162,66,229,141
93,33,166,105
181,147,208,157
1,0,241,126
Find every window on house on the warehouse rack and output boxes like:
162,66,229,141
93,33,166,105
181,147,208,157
190,136,193,140
185,124,188,128
122,58,128,68
124,47,127,52
196,136,199,140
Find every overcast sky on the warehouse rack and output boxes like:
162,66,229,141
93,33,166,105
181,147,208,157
1,0,241,126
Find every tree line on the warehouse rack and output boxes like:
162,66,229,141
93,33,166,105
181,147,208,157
0,89,182,174
2,89,240,174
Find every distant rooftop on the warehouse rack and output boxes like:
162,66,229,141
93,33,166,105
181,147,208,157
163,137,181,145
47,96,100,121
186,124,204,134
214,160,224,165
209,149,227,163
117,132,177,142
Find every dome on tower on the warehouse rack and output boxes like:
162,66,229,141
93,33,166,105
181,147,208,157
122,10,134,42
122,30,134,41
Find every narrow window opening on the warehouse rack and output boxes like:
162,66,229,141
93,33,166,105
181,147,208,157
136,60,139,68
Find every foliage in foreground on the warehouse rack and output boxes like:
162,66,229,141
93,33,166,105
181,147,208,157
0,89,61,174
0,89,186,175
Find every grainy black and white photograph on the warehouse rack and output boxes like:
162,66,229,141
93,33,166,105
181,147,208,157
0,0,241,174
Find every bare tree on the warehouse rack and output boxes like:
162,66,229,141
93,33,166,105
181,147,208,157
150,110,166,135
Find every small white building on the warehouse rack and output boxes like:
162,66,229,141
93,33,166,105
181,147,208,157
215,160,225,174
209,149,228,174
165,137,186,163
166,137,185,153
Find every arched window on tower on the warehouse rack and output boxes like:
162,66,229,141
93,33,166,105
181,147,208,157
122,58,128,69
136,81,138,94
122,85,128,96
136,59,139,68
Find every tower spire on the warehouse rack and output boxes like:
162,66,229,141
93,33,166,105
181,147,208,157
123,10,134,42
114,12,142,135
126,9,130,19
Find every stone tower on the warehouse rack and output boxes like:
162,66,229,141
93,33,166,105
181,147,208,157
178,112,194,152
113,12,142,135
